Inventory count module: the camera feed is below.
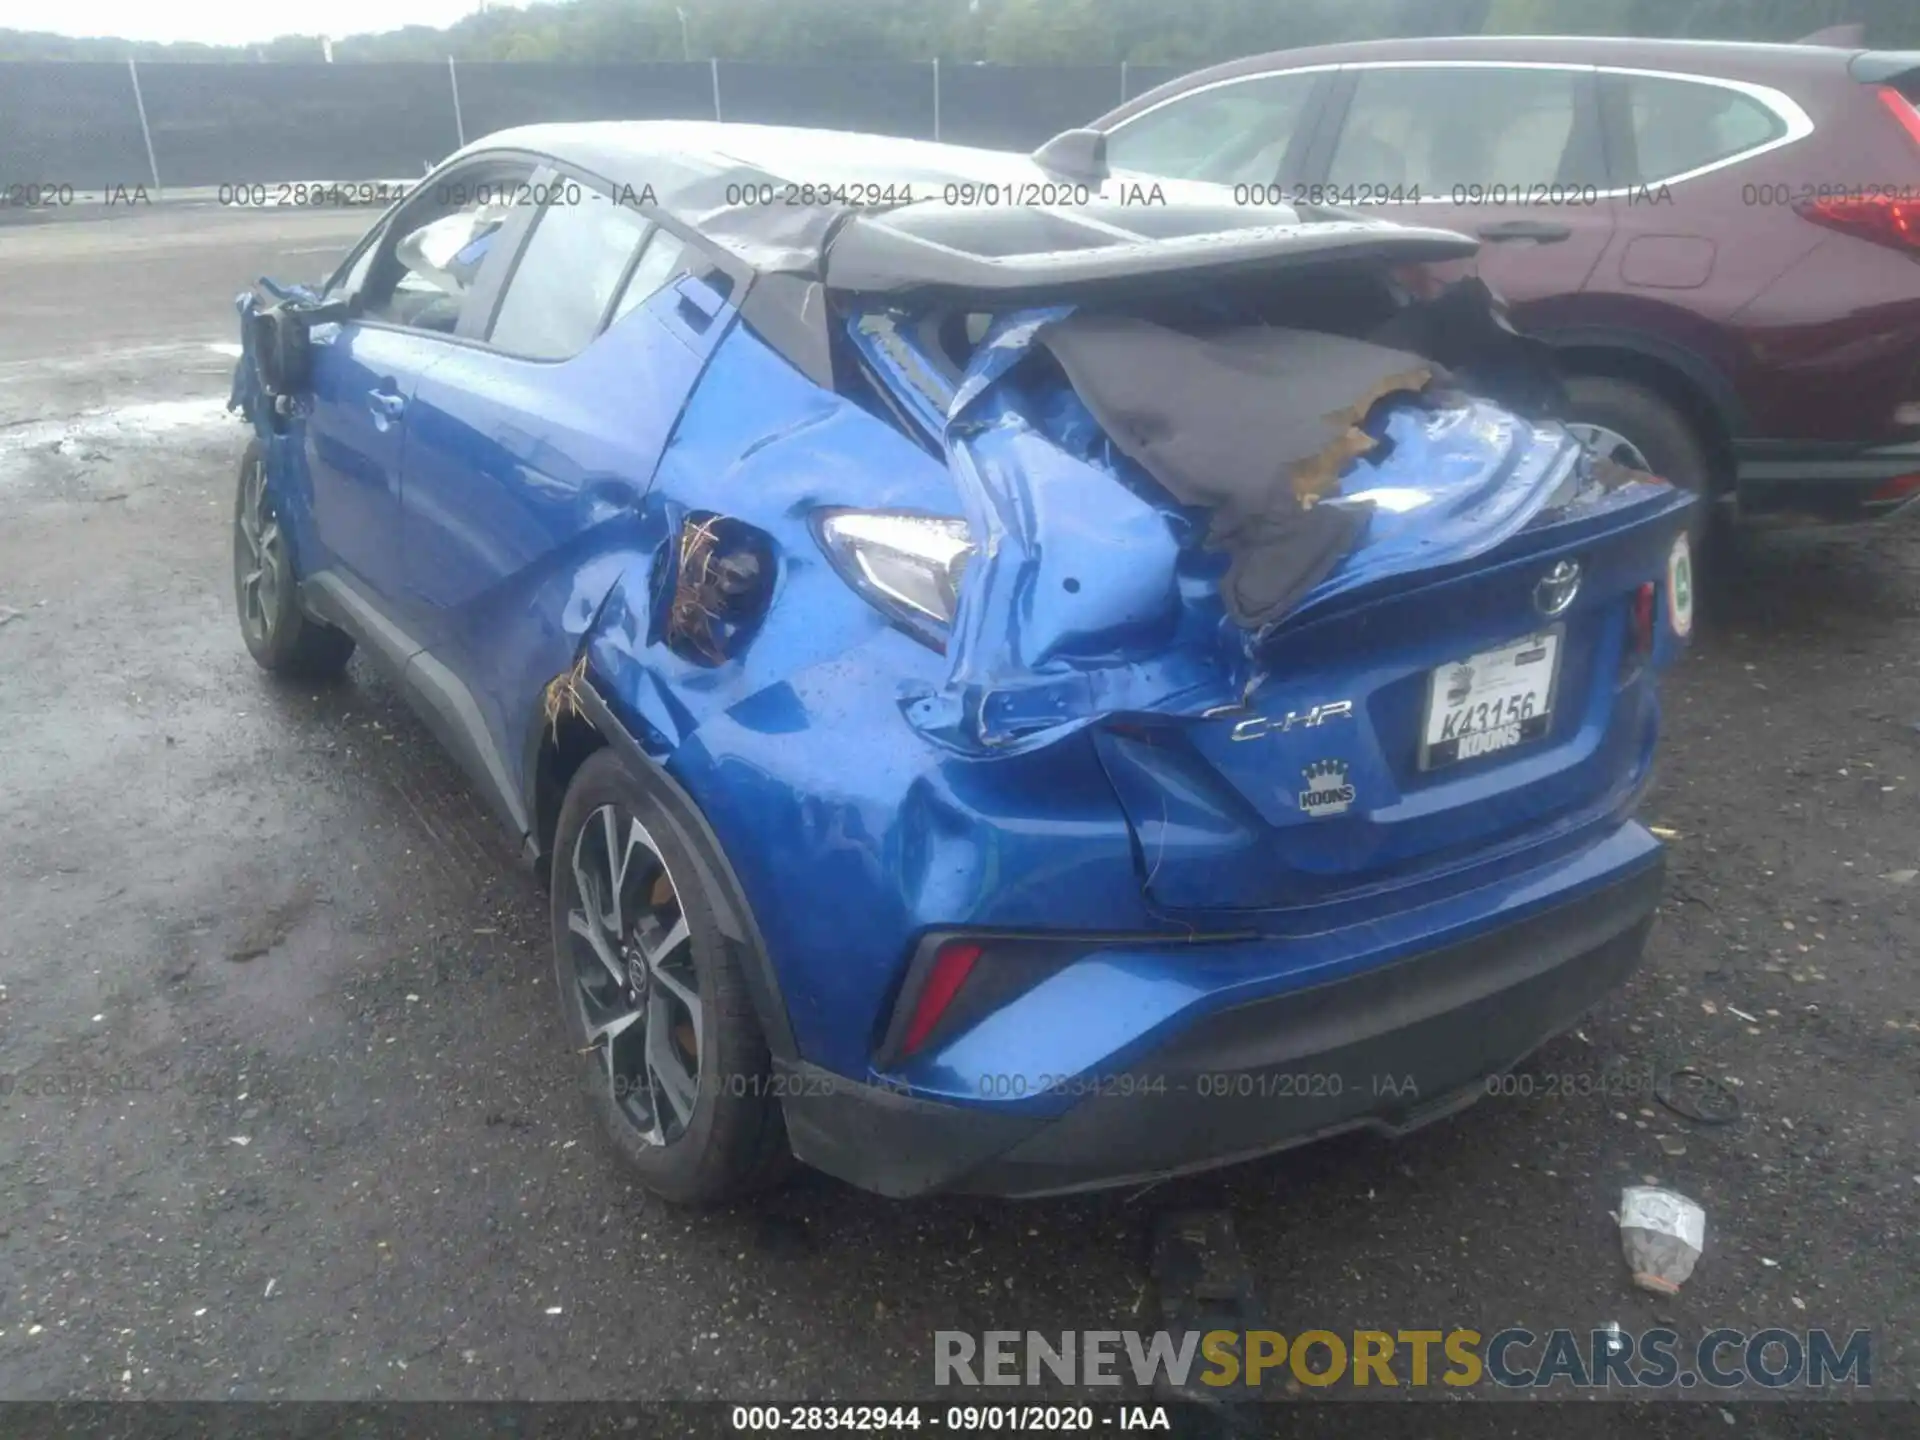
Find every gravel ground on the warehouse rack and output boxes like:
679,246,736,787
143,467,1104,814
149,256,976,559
0,208,1914,1421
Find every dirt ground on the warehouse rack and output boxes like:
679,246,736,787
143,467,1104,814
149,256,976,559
0,206,1915,1423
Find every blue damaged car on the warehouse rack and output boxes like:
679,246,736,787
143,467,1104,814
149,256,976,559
229,122,1696,1202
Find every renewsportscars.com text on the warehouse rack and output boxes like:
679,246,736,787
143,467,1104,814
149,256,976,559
935,1328,1870,1391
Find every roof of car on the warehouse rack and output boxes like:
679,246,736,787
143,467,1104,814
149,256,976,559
443,119,1483,297
1101,32,1866,126
446,121,1056,274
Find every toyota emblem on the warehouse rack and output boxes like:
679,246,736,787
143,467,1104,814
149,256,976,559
1534,559,1582,617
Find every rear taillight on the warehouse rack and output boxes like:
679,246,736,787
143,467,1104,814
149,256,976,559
1794,191,1920,254
1876,85,1920,148
900,940,982,1057
1798,87,1920,253
1869,471,1920,505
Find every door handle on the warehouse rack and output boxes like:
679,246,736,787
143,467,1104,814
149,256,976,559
1477,219,1573,244
674,275,727,334
367,386,407,428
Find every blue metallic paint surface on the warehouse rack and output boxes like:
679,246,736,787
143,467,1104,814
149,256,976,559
396,277,733,803
303,323,457,605
233,265,1694,1120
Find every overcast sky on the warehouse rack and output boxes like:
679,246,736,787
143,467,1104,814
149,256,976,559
0,0,492,45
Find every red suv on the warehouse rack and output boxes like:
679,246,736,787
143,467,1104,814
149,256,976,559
1088,35,1920,525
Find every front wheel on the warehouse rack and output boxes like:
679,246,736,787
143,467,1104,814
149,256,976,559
549,748,791,1204
232,440,355,678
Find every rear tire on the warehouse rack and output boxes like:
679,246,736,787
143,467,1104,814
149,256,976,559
232,440,355,679
1562,375,1717,542
549,748,791,1205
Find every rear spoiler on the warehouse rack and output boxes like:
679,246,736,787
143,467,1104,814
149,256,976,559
1851,50,1920,87
822,212,1479,301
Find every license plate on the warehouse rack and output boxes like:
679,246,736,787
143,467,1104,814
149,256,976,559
1420,629,1561,770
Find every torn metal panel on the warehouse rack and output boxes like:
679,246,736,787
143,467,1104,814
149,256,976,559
1368,274,1569,420
888,283,1614,756
909,306,1247,756
1034,314,1420,625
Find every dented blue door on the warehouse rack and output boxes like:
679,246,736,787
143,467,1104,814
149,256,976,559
397,251,732,811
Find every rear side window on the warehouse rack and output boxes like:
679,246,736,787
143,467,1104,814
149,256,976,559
488,192,650,360
1106,73,1318,186
1327,66,1588,192
608,229,690,327
1621,74,1787,184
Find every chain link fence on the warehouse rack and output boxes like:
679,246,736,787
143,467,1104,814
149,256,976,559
0,59,1192,190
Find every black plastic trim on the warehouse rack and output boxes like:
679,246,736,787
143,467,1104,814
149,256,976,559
302,570,417,674
405,650,531,838
569,679,800,1063
739,273,836,389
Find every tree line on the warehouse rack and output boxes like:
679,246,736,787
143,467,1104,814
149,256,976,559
2,0,1912,66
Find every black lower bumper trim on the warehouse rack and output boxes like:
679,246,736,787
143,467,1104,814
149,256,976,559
781,857,1662,1198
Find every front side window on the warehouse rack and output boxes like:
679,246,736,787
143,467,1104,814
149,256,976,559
488,191,651,360
1623,74,1787,184
1327,67,1585,193
1106,72,1318,187
356,178,524,335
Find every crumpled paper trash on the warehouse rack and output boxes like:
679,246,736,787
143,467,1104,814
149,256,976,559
1619,1186,1706,1294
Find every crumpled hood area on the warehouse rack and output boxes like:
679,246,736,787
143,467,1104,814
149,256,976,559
897,301,1599,756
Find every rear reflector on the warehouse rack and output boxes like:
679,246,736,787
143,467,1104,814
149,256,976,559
1869,471,1920,504
901,940,983,1056
1631,581,1656,659
1877,85,1920,149
1794,190,1920,254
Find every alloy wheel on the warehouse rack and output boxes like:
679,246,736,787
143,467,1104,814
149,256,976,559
565,803,704,1145
1566,422,1653,474
234,456,283,643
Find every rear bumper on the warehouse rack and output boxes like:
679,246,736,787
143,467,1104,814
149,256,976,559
1733,437,1920,522
780,849,1663,1198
